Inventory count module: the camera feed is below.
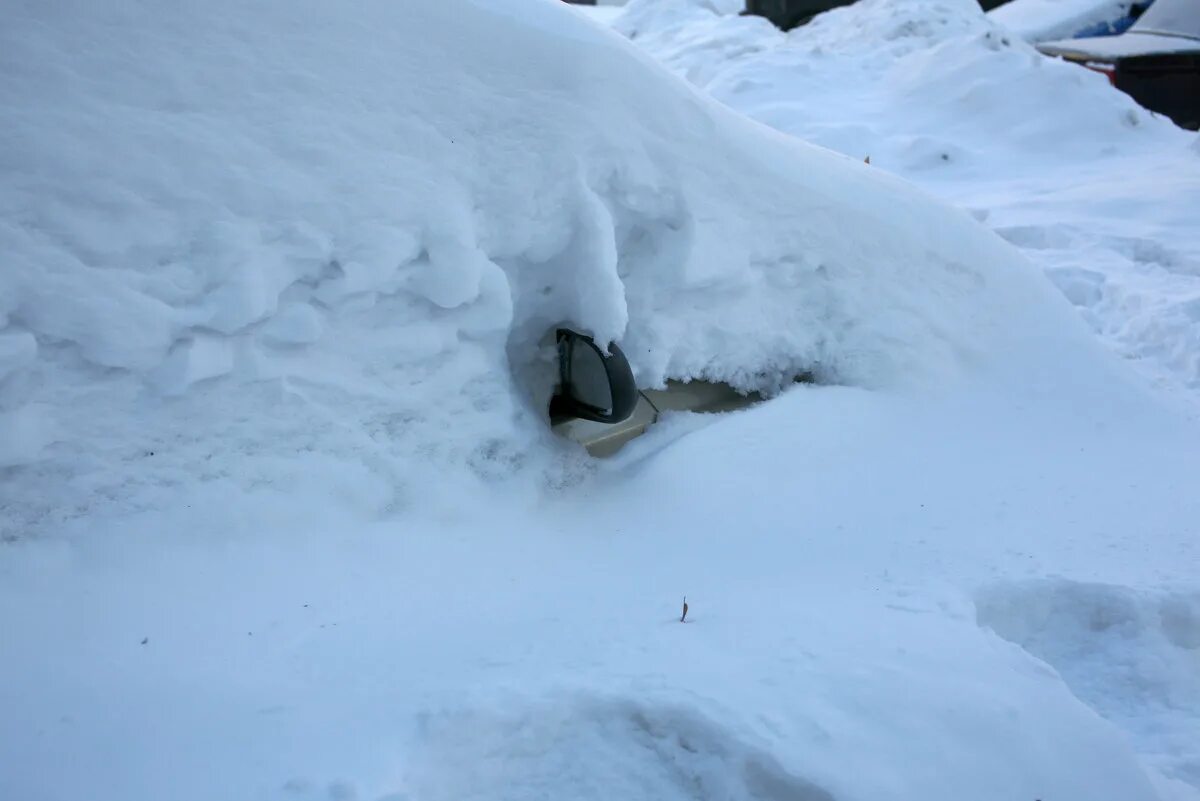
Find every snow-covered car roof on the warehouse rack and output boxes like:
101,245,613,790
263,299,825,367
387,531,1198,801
989,0,1147,42
1038,28,1200,58
1036,0,1200,57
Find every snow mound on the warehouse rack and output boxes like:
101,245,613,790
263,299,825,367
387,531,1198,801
408,697,837,801
615,1,783,87
617,0,1182,164
0,0,1091,530
978,579,1200,792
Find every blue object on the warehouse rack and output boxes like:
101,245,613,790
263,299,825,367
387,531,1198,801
1071,1,1155,39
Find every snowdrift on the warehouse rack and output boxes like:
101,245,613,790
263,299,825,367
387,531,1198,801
0,0,1105,530
611,0,1200,400
4,3,1199,801
614,0,1187,165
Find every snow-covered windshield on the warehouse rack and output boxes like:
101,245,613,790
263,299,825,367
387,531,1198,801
1132,0,1200,38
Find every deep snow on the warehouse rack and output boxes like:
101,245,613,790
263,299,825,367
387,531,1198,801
2,1,1199,800
0,0,1118,533
611,0,1200,403
602,0,1200,794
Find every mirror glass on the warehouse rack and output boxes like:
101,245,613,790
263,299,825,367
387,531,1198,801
567,339,613,413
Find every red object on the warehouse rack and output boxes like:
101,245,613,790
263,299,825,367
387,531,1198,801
1085,61,1119,86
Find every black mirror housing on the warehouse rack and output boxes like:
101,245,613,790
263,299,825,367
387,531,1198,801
549,329,639,425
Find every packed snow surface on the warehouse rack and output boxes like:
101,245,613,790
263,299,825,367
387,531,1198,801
2,1,1199,800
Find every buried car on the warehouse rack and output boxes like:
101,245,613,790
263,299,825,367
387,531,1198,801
546,328,796,456
4,2,1200,801
1036,0,1200,129
745,0,1013,31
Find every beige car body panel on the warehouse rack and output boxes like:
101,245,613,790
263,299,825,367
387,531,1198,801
551,380,763,457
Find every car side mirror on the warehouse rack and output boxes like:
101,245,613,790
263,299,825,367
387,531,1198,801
548,329,639,424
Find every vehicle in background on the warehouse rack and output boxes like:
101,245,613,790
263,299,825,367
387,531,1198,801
744,0,1009,31
743,0,855,30
1073,1,1154,37
1037,0,1200,129
547,329,802,456
990,0,1157,43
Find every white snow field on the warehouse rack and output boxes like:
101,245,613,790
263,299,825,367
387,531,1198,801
611,0,1200,403
1,1,1198,801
